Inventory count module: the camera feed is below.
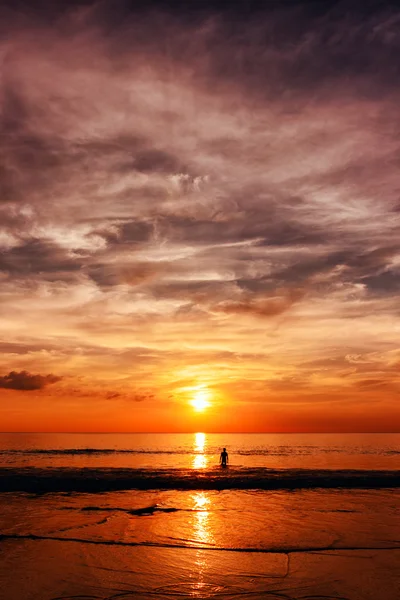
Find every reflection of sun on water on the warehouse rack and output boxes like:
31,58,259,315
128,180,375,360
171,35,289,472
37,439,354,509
194,432,206,452
193,454,208,469
193,432,208,469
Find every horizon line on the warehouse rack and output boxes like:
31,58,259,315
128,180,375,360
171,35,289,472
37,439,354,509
1,431,399,435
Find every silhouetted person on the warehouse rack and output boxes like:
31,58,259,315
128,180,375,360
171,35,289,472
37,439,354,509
220,447,228,467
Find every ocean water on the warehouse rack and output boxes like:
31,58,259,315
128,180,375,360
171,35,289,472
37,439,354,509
0,433,399,600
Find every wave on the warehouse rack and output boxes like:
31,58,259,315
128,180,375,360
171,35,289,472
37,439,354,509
0,467,399,493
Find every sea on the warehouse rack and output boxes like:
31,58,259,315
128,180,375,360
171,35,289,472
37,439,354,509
0,432,399,600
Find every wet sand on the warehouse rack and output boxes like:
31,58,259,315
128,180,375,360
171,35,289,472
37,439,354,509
0,488,399,600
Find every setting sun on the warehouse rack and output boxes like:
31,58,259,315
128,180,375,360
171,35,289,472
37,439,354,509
191,390,211,412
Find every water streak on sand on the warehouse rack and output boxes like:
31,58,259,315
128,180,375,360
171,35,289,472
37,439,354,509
1,532,399,554
81,504,181,516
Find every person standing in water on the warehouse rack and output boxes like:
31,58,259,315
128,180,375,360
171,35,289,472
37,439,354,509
220,447,228,467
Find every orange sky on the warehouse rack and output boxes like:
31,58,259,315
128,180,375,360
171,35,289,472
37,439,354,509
0,1,400,432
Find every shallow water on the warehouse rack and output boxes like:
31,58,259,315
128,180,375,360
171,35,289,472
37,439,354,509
0,433,399,599
1,432,399,469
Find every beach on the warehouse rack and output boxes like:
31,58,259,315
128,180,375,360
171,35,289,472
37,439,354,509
2,1,400,597
0,433,399,600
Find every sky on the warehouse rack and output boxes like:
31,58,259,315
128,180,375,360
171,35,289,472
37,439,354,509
1,0,400,432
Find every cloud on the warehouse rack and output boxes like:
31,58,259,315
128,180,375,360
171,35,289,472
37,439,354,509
105,391,121,400
0,238,83,278
0,1,399,429
131,392,155,402
0,370,61,391
213,287,305,318
104,390,154,402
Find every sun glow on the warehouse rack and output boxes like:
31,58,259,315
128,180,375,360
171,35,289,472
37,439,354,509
191,389,211,412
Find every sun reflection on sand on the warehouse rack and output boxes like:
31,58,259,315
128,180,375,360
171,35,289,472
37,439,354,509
192,432,208,469
190,492,215,596
193,493,213,545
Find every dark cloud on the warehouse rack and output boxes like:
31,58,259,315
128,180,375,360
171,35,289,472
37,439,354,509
118,220,154,243
132,149,182,174
103,389,155,402
155,211,325,247
0,239,82,278
0,370,61,391
214,288,305,318
258,246,400,292
86,263,121,287
0,341,62,355
69,1,400,102
87,260,161,288
362,270,400,294
355,378,389,388
353,378,400,393
131,392,155,402
105,391,121,400
188,3,400,100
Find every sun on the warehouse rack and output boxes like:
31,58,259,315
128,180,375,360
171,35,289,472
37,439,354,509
191,389,211,412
